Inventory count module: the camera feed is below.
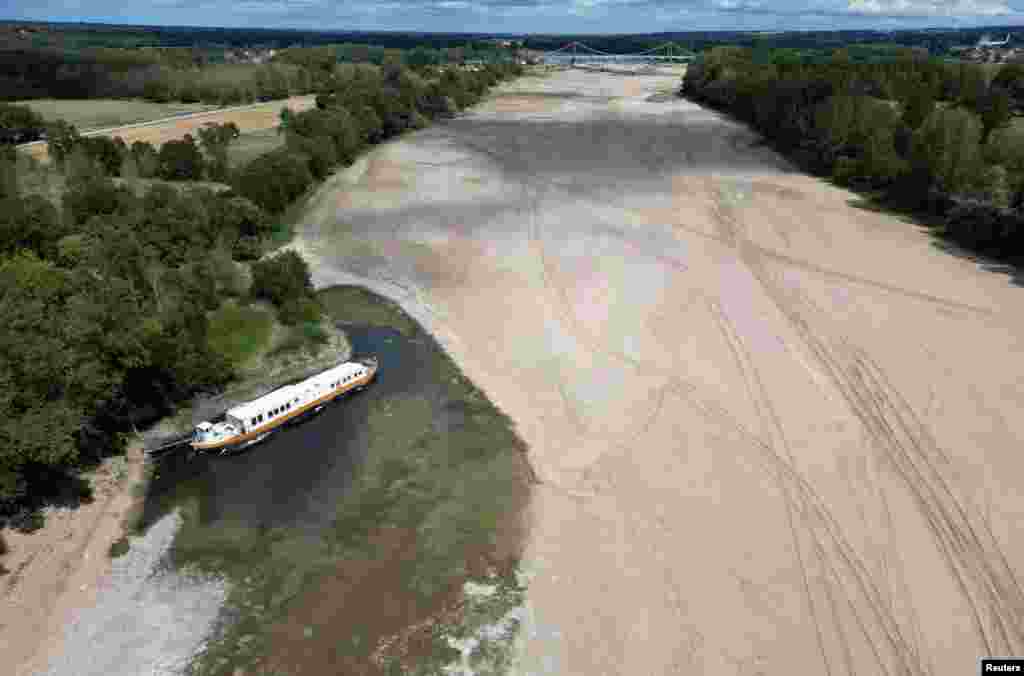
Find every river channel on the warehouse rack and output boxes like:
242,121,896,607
41,287,533,676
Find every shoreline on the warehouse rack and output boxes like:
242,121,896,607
1,319,353,676
3,441,147,676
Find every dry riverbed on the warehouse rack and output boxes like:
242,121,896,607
286,65,1024,674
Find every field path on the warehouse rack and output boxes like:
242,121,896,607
17,94,316,163
288,67,1024,674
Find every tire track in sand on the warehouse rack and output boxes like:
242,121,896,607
710,177,1024,661
707,296,927,676
525,173,927,675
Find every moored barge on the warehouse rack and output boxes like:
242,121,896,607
190,357,378,453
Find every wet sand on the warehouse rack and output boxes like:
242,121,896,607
288,66,1024,674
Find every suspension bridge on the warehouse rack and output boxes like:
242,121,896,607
539,41,696,65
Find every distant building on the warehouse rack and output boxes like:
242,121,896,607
223,47,276,65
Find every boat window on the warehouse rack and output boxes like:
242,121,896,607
251,417,256,426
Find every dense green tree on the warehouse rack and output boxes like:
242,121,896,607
901,85,936,130
0,194,64,258
234,148,313,213
286,133,338,180
207,194,269,242
250,249,314,310
0,146,17,200
63,160,132,226
0,103,47,144
45,120,81,169
158,134,205,181
79,135,127,177
130,140,160,179
978,88,1013,142
958,63,988,111
197,122,240,182
992,63,1024,109
911,107,986,196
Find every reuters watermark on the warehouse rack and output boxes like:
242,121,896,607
982,658,1024,673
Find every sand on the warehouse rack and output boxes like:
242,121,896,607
286,67,1024,674
1,444,146,676
19,95,317,163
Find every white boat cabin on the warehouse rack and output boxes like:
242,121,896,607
222,362,371,434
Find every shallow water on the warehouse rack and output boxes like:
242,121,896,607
44,323,430,676
140,323,419,534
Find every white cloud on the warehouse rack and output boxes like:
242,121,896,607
847,0,1013,15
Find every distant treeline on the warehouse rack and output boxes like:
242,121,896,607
0,59,521,526
0,40,516,103
0,48,316,103
683,47,1024,255
0,22,522,51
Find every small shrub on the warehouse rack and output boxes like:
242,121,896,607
9,509,45,533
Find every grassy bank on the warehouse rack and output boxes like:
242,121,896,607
228,128,286,169
154,284,533,676
206,301,275,369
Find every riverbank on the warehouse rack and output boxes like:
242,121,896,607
5,283,534,676
2,313,352,676
165,284,535,676
142,315,352,451
3,441,146,676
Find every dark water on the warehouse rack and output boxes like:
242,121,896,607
139,323,431,533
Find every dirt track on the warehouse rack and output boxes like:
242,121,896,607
19,95,316,163
289,67,1024,674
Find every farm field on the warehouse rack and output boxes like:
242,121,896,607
18,95,316,163
15,98,222,131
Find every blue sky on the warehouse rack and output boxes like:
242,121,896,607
9,0,1024,33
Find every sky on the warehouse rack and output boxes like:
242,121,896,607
9,0,1024,34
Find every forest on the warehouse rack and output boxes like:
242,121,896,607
0,60,523,527
682,47,1024,256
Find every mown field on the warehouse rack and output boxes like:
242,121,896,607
228,127,286,168
14,98,223,131
18,95,316,163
